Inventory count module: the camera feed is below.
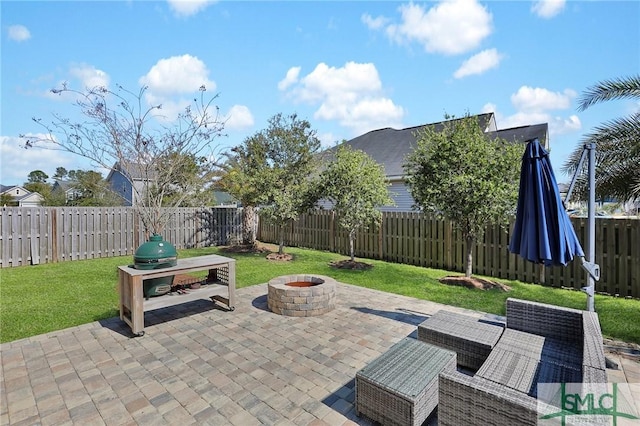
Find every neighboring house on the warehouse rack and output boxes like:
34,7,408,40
106,161,236,207
559,182,640,217
213,191,238,207
324,112,548,212
0,184,43,207
51,181,82,203
105,161,153,206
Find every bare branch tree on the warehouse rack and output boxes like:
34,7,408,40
22,84,226,235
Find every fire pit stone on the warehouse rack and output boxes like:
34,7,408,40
267,274,336,317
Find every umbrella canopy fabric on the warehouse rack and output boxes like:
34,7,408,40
509,139,584,266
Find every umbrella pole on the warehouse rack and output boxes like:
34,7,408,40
586,142,596,312
565,143,599,312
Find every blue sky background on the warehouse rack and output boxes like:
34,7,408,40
2,0,638,185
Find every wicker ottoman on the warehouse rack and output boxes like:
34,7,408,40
417,310,504,370
355,337,456,426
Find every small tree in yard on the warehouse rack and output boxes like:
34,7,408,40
22,84,225,236
404,113,522,278
258,113,322,255
319,144,393,262
64,169,120,206
23,170,52,200
217,133,271,246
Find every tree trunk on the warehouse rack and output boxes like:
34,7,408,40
278,224,285,255
349,229,356,262
241,205,256,246
465,236,474,278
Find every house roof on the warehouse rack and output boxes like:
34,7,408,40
106,161,155,182
330,113,548,178
52,181,73,191
16,192,43,202
486,123,549,147
1,185,33,199
1,185,19,193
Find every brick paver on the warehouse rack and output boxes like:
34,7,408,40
1,283,638,425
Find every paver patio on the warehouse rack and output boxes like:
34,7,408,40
1,282,639,425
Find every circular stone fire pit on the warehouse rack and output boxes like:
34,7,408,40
267,274,336,317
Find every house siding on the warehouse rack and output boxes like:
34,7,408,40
381,180,415,212
108,171,133,206
2,186,28,197
19,194,43,207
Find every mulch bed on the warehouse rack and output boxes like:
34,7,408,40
266,253,294,262
220,243,272,254
220,242,296,261
329,259,373,270
439,275,511,292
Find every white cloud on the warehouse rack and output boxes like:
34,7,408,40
166,0,215,17
224,105,254,130
317,132,341,148
511,86,576,112
453,48,503,79
0,135,78,184
482,84,582,137
280,61,405,135
278,67,301,91
44,64,110,101
140,54,215,95
8,25,31,42
382,0,493,55
69,64,110,90
531,0,566,19
139,55,216,120
361,13,389,31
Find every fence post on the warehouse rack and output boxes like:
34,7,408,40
330,211,335,253
378,214,384,260
51,208,58,263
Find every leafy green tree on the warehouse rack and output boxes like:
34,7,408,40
318,144,394,262
70,170,119,206
404,113,522,278
258,113,322,255
151,152,218,208
217,133,271,246
26,170,48,184
42,188,67,206
23,84,224,235
52,167,68,181
0,193,17,207
563,75,640,202
24,170,51,198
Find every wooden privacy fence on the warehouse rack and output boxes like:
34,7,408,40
0,206,244,268
258,210,640,298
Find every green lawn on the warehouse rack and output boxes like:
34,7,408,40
1,245,639,344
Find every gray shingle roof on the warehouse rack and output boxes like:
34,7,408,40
107,161,156,181
486,123,549,146
330,114,548,178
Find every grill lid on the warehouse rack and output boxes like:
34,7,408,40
134,234,177,264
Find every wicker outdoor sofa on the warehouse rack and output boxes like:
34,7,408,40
435,298,608,426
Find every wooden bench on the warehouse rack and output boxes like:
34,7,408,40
118,254,236,336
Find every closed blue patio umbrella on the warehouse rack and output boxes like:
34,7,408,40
509,138,584,267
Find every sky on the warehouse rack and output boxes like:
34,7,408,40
1,0,638,186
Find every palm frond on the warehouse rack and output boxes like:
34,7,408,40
577,74,640,111
584,112,640,145
563,111,640,201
